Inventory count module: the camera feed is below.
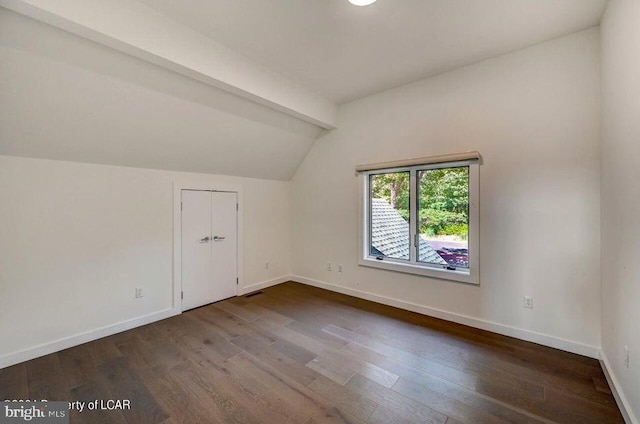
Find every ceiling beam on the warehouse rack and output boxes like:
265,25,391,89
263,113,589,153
0,0,337,129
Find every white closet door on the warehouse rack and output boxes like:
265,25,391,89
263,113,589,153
181,190,214,311
181,190,237,311
211,191,238,302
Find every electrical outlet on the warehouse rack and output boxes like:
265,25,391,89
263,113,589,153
327,262,332,271
338,264,343,272
135,287,143,298
265,261,269,269
523,296,533,309
624,345,630,368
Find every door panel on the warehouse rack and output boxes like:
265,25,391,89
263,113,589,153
211,191,238,301
181,190,213,310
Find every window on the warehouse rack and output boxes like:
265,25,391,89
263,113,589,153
358,154,479,284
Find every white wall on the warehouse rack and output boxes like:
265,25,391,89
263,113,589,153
601,0,640,421
0,155,291,367
291,29,602,356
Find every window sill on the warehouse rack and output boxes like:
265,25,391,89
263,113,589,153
358,257,478,285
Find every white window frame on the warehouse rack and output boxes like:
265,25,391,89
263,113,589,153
358,160,479,285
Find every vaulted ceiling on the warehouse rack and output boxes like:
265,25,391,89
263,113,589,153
0,0,608,180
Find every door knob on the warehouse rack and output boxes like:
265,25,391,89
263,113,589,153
200,236,210,243
213,236,226,241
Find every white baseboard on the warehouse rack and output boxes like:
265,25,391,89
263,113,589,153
239,275,290,296
600,351,638,424
290,275,600,359
0,308,178,369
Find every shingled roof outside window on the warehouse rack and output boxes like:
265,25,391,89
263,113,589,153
371,198,446,265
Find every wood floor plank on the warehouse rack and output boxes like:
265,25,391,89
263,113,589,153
230,334,321,386
368,405,423,424
98,357,168,424
398,369,549,424
213,301,261,322
475,375,545,404
287,319,350,349
150,314,241,365
113,334,164,371
86,336,123,366
307,354,356,385
592,376,612,394
253,311,398,389
192,305,279,345
353,311,610,407
325,324,480,389
260,374,366,424
170,358,295,424
0,363,29,401
252,289,361,332
349,359,399,389
343,342,478,390
357,310,600,382
135,365,223,424
307,375,379,422
228,352,367,424
133,325,189,369
27,354,68,401
239,302,295,326
331,320,616,417
533,387,624,424
179,333,229,365
171,347,270,401
58,343,99,390
307,347,400,388
272,338,317,365
392,377,510,424
150,316,192,342
346,374,448,424
344,343,548,424
252,315,336,356
215,354,272,398
169,359,263,424
478,363,615,409
69,379,127,424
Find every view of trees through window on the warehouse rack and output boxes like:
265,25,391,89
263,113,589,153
370,166,469,268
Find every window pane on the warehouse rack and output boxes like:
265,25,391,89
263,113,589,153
369,172,410,260
417,167,469,268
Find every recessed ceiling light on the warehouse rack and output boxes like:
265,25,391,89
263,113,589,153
349,0,377,6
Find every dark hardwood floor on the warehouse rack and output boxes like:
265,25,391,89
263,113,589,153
0,282,624,423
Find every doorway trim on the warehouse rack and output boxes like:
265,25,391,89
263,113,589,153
172,181,244,315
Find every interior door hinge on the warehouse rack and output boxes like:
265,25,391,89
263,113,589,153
181,291,183,300
236,203,238,211
236,277,239,285
181,202,183,211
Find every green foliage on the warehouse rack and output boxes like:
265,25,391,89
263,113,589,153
442,223,468,240
418,167,468,215
370,166,469,239
370,172,409,211
419,167,468,237
418,208,466,235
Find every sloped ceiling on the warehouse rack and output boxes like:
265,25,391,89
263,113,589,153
0,9,322,180
0,1,607,180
